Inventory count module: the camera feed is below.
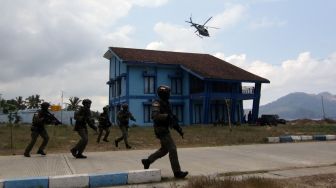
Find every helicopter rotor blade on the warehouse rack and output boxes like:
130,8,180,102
202,16,213,26
206,26,220,29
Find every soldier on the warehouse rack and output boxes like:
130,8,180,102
115,103,135,149
141,85,188,179
97,106,112,143
24,102,61,157
70,99,97,159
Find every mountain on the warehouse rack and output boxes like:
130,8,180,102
259,92,336,120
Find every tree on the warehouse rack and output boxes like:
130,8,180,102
25,95,43,109
15,96,27,110
0,98,6,109
2,100,16,114
66,97,82,111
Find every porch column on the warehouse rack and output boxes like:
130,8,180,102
189,99,193,124
202,81,210,124
230,98,237,124
252,83,261,123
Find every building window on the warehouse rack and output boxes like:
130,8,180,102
210,103,226,123
115,78,121,96
144,105,152,123
172,105,183,123
110,81,116,98
171,78,182,95
212,82,232,93
111,106,116,123
194,104,202,123
144,76,155,94
190,75,204,94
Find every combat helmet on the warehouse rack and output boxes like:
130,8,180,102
121,103,128,111
82,99,92,107
157,85,170,100
40,102,50,110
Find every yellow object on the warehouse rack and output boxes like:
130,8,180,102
50,105,62,112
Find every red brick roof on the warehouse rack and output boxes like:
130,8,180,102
105,47,269,83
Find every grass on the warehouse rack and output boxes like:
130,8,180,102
0,123,336,156
174,173,336,188
178,176,283,188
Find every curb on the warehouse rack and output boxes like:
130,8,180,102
267,135,336,143
0,169,160,188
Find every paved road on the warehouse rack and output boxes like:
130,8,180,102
0,141,336,180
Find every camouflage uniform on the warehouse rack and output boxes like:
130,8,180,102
24,102,61,157
141,85,188,179
115,104,135,149
97,106,112,143
71,99,97,159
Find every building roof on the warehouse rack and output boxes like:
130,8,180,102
104,47,270,83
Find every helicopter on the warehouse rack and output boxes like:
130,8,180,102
185,16,219,38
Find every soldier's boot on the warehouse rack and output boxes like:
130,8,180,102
76,154,87,159
97,134,101,143
103,138,109,142
141,159,150,169
114,140,118,147
37,149,46,156
174,171,188,179
24,153,31,157
126,144,132,149
70,148,78,158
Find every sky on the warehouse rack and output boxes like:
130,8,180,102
0,0,335,111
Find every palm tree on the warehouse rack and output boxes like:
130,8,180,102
66,97,82,111
25,95,43,109
15,96,27,110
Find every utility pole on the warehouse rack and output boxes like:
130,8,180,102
321,96,326,120
61,90,63,124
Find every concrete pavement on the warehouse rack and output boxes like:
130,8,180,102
0,141,336,183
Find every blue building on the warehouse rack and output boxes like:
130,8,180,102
103,47,269,126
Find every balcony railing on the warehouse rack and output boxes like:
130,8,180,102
242,86,255,94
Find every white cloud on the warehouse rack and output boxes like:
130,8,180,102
215,52,336,105
249,17,287,29
104,25,135,47
1,57,109,111
209,4,246,29
0,0,168,111
146,22,205,52
131,0,169,7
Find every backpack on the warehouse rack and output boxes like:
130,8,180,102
32,111,41,126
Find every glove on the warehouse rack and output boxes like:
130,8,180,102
180,131,184,139
177,129,184,139
54,120,61,126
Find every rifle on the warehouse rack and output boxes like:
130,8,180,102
169,114,184,138
46,111,62,125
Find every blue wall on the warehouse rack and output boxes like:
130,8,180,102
126,65,190,126
107,54,261,126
